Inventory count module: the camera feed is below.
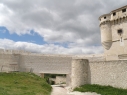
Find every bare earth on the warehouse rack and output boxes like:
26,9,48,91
51,85,101,95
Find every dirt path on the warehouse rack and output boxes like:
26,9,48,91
51,85,101,95
51,85,72,95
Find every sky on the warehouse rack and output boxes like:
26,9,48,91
0,0,127,55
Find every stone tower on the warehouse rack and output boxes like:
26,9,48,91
99,5,127,60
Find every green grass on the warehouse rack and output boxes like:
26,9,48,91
0,72,52,95
74,84,127,95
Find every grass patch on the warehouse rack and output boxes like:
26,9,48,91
74,84,127,95
0,72,52,95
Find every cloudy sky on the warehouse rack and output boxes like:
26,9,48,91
0,0,127,55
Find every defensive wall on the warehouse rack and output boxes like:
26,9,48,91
0,49,127,89
0,49,72,74
71,58,127,89
89,60,127,89
19,54,72,75
0,49,72,86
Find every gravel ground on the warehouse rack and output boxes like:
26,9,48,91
68,92,101,95
51,85,101,95
51,85,69,95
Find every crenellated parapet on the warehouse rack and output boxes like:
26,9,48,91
99,14,111,25
111,5,127,21
0,49,31,54
99,5,127,26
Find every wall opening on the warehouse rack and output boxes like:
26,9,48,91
122,8,126,13
117,29,123,36
104,16,106,19
117,29,124,46
113,12,116,16
44,74,66,85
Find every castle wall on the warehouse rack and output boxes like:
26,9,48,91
0,53,20,72
0,50,127,89
104,40,127,56
111,21,127,41
71,59,89,89
111,7,127,21
99,14,110,23
89,60,127,89
55,76,66,84
19,54,72,74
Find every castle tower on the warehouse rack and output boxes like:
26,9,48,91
99,14,112,50
99,5,127,60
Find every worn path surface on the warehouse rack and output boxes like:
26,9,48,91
51,85,101,95
51,85,70,95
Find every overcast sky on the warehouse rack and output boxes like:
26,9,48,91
0,0,127,55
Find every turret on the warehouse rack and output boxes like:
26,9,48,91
99,14,112,50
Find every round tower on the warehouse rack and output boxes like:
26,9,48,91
99,14,112,50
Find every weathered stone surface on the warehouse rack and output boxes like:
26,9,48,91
71,59,89,89
19,54,72,74
89,60,127,89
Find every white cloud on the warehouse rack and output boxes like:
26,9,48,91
0,38,103,54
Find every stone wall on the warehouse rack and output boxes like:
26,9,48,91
0,54,20,72
0,50,72,75
70,59,127,89
104,40,127,60
71,59,89,89
1,49,127,89
19,54,72,74
89,60,127,89
55,76,66,84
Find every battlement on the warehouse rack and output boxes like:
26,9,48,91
99,14,111,24
111,5,127,21
0,48,105,59
0,49,31,54
99,5,127,25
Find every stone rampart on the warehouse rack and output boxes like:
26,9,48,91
19,54,72,74
88,60,127,89
71,59,89,89
0,50,72,74
0,54,20,72
1,49,127,89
